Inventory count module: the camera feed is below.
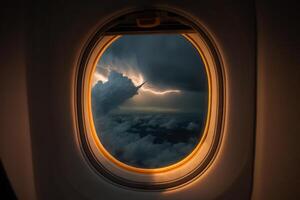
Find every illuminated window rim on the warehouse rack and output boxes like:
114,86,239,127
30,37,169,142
89,34,212,172
76,8,224,191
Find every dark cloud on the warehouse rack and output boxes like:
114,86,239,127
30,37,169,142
92,71,140,116
98,34,207,92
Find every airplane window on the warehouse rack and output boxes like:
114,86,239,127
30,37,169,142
91,34,208,168
78,9,222,190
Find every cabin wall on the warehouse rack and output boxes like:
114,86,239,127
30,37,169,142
252,1,300,199
0,3,37,200
25,1,256,199
0,1,298,200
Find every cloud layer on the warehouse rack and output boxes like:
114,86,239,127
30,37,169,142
94,113,201,168
91,71,204,168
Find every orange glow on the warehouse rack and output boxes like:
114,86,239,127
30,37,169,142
92,72,108,86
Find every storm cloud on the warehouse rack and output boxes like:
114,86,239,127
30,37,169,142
98,34,207,92
92,71,140,116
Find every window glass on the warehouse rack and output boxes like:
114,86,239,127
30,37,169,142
91,34,208,168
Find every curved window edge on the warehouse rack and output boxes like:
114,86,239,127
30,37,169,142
75,8,224,191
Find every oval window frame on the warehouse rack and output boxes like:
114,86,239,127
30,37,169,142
76,8,224,191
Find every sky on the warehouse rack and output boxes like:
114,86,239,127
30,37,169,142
92,34,208,114
91,34,208,168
